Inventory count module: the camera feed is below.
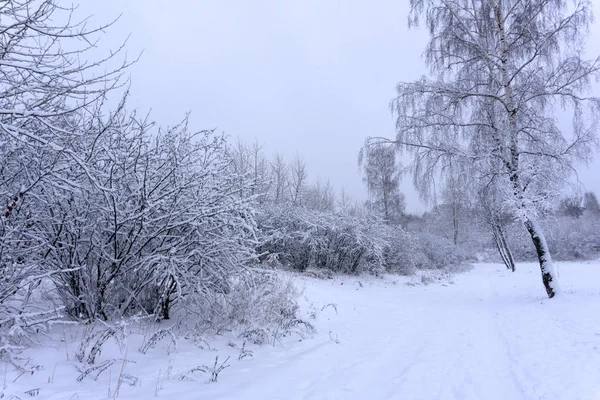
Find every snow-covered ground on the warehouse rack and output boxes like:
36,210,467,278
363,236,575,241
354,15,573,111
4,261,600,400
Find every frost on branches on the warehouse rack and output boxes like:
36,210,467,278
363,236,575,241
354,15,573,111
390,0,600,298
0,0,130,359
0,0,301,360
38,117,260,322
256,205,466,277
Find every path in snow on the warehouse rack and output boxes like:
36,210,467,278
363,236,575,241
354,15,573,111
203,262,600,400
8,262,600,400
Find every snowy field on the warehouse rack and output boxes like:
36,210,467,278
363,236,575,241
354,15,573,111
4,261,600,400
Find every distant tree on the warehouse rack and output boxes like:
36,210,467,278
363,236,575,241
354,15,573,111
389,0,600,298
290,154,308,206
583,192,600,215
271,153,290,204
305,179,336,213
337,187,352,215
249,140,271,201
230,139,252,197
440,164,471,245
559,196,584,218
359,143,405,224
348,201,370,219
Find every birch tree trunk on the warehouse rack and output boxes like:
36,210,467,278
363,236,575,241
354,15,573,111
491,217,515,272
524,219,560,298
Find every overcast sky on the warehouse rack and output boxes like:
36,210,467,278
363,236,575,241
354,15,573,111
82,0,600,213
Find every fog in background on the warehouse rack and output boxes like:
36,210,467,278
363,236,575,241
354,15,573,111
82,0,600,213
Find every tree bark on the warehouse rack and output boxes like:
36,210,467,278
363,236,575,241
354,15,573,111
490,214,515,272
161,294,170,320
452,202,459,246
524,218,559,298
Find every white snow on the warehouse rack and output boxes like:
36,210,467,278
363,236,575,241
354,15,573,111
3,261,600,400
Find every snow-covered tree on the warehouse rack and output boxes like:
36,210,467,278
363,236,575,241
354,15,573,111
289,154,308,206
583,192,600,215
247,141,271,202
271,153,290,204
230,139,253,198
440,163,471,245
0,0,130,160
359,143,405,224
0,0,129,354
480,183,516,271
337,187,353,215
304,179,335,213
390,0,600,298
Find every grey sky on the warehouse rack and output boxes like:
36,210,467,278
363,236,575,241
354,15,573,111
84,0,600,213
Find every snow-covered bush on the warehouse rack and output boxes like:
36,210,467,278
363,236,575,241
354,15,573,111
505,213,600,261
180,270,309,342
256,205,388,275
0,0,130,357
411,232,469,269
545,214,600,260
379,226,420,275
30,113,259,322
0,107,305,359
256,205,467,275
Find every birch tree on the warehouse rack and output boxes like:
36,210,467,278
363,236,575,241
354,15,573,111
391,0,600,297
359,143,405,224
440,163,470,245
480,183,516,271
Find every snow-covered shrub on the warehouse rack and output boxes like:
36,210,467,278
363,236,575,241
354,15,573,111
0,108,106,358
178,270,308,344
411,232,469,269
0,189,41,356
504,213,600,261
257,205,466,275
379,223,468,273
256,205,388,275
378,227,419,275
544,214,600,260
508,212,600,261
35,115,260,322
0,106,301,357
0,0,130,356
303,268,336,279
416,263,473,285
